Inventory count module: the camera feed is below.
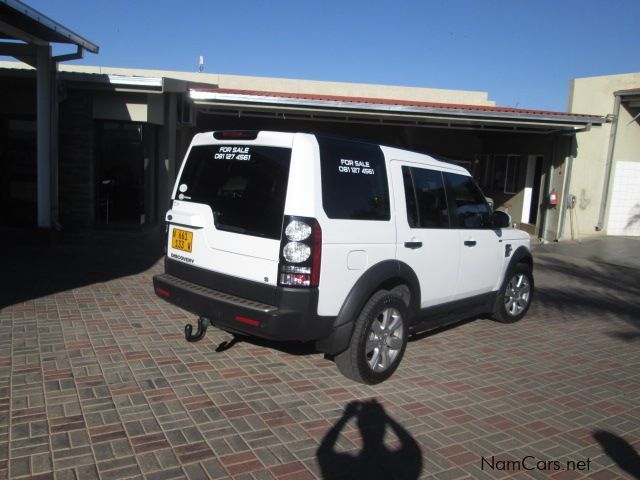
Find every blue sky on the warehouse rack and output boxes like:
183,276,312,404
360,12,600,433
21,0,640,112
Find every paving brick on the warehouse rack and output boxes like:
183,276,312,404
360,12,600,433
144,467,185,480
2,237,639,480
174,441,215,465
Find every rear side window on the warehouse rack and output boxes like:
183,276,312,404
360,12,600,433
177,144,291,239
444,172,491,229
318,136,390,221
402,166,450,228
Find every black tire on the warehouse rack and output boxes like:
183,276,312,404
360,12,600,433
492,263,534,323
335,291,409,384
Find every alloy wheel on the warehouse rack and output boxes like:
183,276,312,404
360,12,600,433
504,273,531,316
365,307,404,372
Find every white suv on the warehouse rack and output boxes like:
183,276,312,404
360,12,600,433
154,131,533,384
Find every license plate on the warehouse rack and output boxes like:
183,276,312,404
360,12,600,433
171,228,193,252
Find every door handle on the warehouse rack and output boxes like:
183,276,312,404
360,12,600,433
464,240,477,247
404,241,423,249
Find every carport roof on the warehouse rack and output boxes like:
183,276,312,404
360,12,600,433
0,0,98,53
616,87,640,96
190,87,605,132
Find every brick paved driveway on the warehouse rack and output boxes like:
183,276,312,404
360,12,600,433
1,233,638,480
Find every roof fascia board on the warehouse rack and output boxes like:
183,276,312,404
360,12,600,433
59,71,163,89
1,67,165,91
190,90,603,127
194,100,585,131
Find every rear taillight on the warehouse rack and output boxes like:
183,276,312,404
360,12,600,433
278,216,321,288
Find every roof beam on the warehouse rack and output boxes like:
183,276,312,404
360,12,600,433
0,42,37,67
0,41,35,56
0,17,48,45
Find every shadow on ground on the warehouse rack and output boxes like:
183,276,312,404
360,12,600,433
0,227,164,308
534,254,640,341
593,430,640,479
317,399,422,480
209,333,319,356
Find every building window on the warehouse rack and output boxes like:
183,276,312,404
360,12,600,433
474,154,522,195
504,155,521,194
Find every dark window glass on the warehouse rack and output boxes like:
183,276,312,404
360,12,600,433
318,137,390,221
402,167,419,228
402,166,450,228
444,172,491,229
491,156,507,193
178,145,291,239
504,155,522,194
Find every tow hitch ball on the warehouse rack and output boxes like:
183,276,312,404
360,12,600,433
185,317,211,342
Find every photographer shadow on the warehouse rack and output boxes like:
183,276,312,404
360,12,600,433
593,430,640,479
317,399,422,480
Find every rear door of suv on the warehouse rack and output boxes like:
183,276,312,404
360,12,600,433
166,132,294,297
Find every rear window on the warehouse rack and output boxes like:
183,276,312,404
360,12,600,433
318,136,390,220
177,144,291,239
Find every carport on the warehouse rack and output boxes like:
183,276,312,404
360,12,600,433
0,0,98,230
189,88,605,240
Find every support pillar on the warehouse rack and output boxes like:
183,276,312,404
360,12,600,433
157,92,178,219
36,45,52,228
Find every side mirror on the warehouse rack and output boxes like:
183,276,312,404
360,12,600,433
491,210,511,229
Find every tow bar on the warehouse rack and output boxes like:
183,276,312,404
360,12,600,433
184,317,211,342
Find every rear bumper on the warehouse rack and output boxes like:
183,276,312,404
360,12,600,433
153,273,335,342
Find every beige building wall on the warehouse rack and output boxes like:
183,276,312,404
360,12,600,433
0,61,495,107
567,72,640,238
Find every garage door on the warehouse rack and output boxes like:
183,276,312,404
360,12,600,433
607,160,640,236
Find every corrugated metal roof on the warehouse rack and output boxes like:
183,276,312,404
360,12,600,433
191,87,603,125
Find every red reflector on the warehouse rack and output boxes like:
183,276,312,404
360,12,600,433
311,221,322,286
155,287,171,297
235,315,260,327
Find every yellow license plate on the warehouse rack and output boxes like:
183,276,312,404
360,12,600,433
171,228,193,252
